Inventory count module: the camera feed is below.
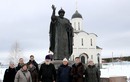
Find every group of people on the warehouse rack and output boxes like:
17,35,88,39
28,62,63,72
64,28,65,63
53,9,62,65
3,55,39,82
3,55,100,82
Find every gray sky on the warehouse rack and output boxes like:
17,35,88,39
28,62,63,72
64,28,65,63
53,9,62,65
0,0,130,63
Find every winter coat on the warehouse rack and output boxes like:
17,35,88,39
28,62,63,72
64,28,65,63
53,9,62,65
28,66,38,82
71,62,84,82
3,67,17,82
15,69,32,82
57,64,72,82
85,65,100,82
27,60,39,72
39,63,56,82
16,63,24,71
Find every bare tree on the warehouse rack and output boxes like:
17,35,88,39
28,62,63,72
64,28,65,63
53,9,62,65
9,42,24,65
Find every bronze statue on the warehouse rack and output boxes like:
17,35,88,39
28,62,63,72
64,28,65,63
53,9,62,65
49,5,73,60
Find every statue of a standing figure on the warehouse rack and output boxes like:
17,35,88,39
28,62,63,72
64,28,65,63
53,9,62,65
49,5,73,60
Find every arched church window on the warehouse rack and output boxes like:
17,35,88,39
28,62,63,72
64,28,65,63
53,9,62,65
91,55,93,59
81,38,83,46
74,22,76,29
81,56,85,64
91,39,93,46
78,22,80,30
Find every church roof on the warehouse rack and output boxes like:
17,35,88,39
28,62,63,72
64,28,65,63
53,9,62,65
96,46,102,49
72,10,82,19
74,30,98,37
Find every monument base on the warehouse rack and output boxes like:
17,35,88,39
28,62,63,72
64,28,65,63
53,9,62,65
52,60,74,69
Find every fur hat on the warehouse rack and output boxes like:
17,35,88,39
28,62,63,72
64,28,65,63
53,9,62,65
63,58,68,62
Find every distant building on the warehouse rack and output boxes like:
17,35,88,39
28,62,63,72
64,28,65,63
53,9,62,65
102,56,130,63
70,10,102,65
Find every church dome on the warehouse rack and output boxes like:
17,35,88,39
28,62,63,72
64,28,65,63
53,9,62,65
72,10,82,19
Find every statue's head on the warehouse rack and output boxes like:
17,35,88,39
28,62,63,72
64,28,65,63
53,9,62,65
58,8,65,18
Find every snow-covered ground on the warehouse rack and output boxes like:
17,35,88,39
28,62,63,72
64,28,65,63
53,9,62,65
0,66,6,82
0,62,130,82
101,63,130,78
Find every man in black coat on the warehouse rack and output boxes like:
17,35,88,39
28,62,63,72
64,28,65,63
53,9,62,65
39,55,56,82
27,55,39,72
3,61,17,82
16,58,24,71
71,57,84,82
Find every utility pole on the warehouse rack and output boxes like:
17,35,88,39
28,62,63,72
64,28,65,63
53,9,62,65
112,52,114,65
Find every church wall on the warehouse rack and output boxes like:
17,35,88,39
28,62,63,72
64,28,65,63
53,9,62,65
71,48,102,64
73,32,97,49
71,32,102,64
73,33,89,48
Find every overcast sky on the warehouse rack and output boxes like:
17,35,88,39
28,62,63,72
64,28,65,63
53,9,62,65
0,0,130,63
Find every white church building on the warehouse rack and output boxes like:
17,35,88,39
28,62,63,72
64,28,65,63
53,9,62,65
70,10,102,65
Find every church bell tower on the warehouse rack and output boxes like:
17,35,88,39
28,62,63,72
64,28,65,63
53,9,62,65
71,10,83,31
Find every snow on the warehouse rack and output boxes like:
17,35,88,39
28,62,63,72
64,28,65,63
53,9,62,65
0,67,6,81
101,64,130,78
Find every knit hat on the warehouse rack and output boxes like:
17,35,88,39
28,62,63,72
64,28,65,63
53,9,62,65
88,59,93,62
63,58,68,62
45,55,51,60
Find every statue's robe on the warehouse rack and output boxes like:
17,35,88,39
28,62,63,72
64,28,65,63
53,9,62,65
49,16,73,60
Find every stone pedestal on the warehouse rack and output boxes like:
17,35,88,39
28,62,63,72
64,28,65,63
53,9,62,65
101,76,127,82
101,78,109,82
109,76,127,82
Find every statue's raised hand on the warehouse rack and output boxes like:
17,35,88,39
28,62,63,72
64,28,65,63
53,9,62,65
52,5,56,11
